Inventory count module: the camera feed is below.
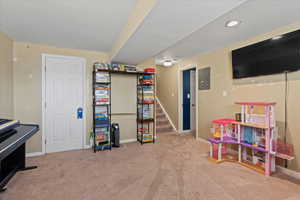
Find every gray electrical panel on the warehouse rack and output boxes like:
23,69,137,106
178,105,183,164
198,67,210,90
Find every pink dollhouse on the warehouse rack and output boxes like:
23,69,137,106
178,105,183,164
208,102,294,176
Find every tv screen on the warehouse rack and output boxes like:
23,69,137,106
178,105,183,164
232,29,300,79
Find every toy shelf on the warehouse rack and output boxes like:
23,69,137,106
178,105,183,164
137,73,156,144
232,121,270,129
239,161,265,175
276,153,295,161
212,119,236,124
208,137,267,152
208,137,239,145
235,102,276,106
240,142,267,153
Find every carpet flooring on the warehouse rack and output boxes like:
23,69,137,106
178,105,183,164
2,132,300,200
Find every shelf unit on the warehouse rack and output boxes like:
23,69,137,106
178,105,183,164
137,73,156,144
92,68,156,149
93,69,112,152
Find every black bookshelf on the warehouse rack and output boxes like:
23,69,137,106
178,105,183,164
92,69,112,152
137,73,156,144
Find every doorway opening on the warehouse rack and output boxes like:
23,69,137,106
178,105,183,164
181,68,196,137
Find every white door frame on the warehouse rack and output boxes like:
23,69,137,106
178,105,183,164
190,69,196,132
42,54,87,154
178,65,199,139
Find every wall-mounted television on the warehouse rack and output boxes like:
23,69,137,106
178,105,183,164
232,29,300,79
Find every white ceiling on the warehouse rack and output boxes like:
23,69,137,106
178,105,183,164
0,0,137,51
1,0,300,64
112,0,247,64
156,0,300,61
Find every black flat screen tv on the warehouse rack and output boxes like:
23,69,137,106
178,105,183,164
232,29,300,79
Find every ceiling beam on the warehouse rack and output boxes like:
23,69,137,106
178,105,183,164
109,0,159,62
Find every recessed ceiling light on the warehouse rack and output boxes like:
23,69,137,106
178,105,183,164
163,60,173,67
225,20,241,28
272,35,283,40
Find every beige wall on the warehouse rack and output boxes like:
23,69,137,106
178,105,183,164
112,114,137,141
13,42,109,153
111,74,137,141
0,32,14,118
157,21,300,172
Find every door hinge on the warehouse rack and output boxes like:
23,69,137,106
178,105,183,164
45,140,47,144
45,65,46,72
44,102,47,109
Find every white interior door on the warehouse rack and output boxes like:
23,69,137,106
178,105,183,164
45,55,85,153
190,70,196,134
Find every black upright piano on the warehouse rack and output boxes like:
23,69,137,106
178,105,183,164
0,119,39,192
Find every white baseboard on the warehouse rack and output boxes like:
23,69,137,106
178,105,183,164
181,130,191,133
120,138,137,144
27,145,93,156
156,97,177,131
85,139,138,148
26,152,44,157
277,166,300,180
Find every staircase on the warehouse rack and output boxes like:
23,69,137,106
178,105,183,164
156,102,174,133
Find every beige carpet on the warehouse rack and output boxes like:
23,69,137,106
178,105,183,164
2,132,300,200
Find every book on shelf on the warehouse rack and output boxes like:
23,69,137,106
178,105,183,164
95,112,108,118
95,72,110,82
142,90,154,94
95,97,109,101
95,124,110,128
95,90,109,95
140,79,154,85
95,86,110,90
95,127,108,132
138,106,153,119
95,102,110,105
95,131,110,142
138,133,153,140
95,119,110,124
138,94,154,97
140,85,154,90
142,75,153,79
139,100,154,104
95,117,108,121
95,98,110,103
